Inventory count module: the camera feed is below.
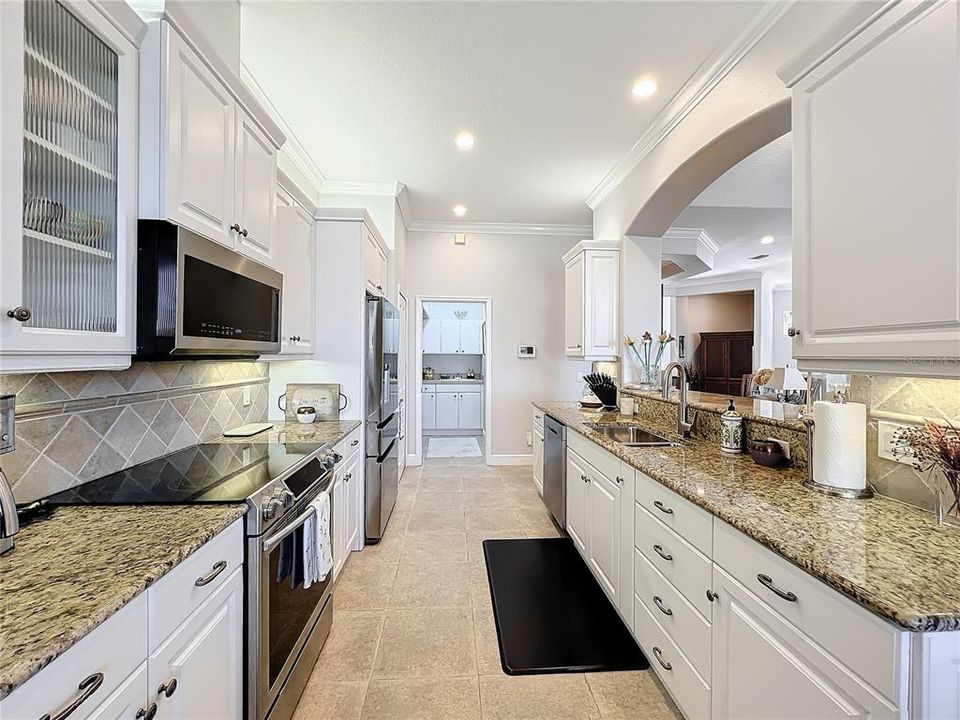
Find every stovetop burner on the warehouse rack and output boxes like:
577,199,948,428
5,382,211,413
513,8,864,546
39,442,325,506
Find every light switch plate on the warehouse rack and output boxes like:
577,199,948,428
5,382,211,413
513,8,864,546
242,386,252,406
525,431,532,447
878,420,914,465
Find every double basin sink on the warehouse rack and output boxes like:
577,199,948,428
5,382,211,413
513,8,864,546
583,423,680,448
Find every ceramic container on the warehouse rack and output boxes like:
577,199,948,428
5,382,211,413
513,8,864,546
296,405,317,424
720,400,744,454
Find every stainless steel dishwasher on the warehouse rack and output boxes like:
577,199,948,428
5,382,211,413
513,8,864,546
542,415,566,527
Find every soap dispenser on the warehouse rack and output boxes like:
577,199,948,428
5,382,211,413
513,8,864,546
720,399,744,454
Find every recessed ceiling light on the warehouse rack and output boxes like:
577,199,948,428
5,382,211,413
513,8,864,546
454,131,475,150
760,235,775,245
452,204,467,217
631,78,658,98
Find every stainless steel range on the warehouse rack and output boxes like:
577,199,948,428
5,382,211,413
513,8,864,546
39,440,341,720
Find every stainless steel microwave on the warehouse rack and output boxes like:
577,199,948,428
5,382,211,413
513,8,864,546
135,220,282,359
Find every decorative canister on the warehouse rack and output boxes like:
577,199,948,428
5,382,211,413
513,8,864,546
296,405,317,424
720,400,744,454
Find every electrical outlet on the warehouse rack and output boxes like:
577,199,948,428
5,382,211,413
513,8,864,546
576,372,584,382
525,432,532,447
242,386,251,407
878,420,914,465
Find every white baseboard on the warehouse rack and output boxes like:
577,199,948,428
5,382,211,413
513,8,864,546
486,454,533,466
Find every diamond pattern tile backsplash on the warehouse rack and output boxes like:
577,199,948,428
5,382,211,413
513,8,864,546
847,374,960,513
1,361,269,503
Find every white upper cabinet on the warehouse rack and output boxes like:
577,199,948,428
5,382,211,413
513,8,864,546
363,224,388,296
782,0,960,377
159,26,235,247
139,18,283,264
234,107,276,264
459,320,483,354
273,180,315,356
563,242,619,360
422,318,442,353
0,0,142,373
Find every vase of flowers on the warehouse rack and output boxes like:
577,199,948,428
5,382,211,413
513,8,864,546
625,332,674,390
892,420,960,525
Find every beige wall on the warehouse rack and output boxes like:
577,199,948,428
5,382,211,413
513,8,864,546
676,291,754,358
405,231,591,459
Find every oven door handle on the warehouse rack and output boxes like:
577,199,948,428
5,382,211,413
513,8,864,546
262,495,326,554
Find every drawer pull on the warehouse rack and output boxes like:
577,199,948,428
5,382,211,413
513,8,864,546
652,646,672,671
195,560,228,587
652,544,673,562
345,473,352,483
39,673,104,720
706,589,718,602
158,678,178,698
351,439,359,447
615,476,623,485
652,595,673,616
757,573,798,603
653,500,673,515
136,704,158,720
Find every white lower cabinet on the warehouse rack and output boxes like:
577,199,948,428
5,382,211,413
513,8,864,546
587,470,621,603
148,567,244,720
86,663,149,720
422,390,437,430
435,392,459,429
711,566,898,720
0,520,244,720
458,391,483,429
532,421,544,496
332,431,363,579
425,386,484,431
565,449,589,556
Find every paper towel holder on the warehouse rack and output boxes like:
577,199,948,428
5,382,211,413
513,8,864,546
801,411,875,500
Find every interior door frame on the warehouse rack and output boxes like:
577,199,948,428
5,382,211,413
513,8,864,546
412,295,492,466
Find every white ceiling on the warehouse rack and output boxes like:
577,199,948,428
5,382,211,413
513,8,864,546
240,1,767,226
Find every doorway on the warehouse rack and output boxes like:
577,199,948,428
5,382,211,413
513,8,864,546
414,296,491,465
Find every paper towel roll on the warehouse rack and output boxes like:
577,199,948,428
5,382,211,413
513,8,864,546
812,400,867,491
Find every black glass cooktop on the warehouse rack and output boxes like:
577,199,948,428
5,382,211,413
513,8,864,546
40,442,322,506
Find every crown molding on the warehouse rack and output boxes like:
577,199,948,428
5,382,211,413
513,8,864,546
240,63,326,198
585,0,794,210
406,220,591,237
663,226,720,255
396,184,413,228
321,179,406,196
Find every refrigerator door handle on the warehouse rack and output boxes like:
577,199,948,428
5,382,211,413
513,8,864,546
376,412,397,431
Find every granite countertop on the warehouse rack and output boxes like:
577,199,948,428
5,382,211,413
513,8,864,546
0,504,246,699
422,378,484,384
623,386,806,431
218,419,361,446
535,400,960,632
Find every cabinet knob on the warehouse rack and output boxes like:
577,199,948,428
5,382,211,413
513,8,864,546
345,473,352,482
136,704,158,720
787,326,801,338
157,678,178,698
230,223,242,233
241,228,249,237
6,306,31,323
615,475,623,484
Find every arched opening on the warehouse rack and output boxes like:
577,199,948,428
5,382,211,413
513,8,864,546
627,99,791,238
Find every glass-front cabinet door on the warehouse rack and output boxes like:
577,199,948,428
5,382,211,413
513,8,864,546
0,0,140,372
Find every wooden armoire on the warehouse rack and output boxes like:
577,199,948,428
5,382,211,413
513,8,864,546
697,331,754,396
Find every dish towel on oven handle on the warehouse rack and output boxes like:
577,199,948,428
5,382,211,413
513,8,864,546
303,490,333,588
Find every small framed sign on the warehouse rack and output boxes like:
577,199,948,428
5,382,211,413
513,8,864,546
517,344,537,358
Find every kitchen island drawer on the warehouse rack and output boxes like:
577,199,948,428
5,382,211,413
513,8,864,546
532,405,545,431
634,591,711,720
636,503,712,620
148,518,244,651
335,426,362,459
635,547,712,680
635,471,712,556
567,429,620,483
713,520,905,703
0,594,147,720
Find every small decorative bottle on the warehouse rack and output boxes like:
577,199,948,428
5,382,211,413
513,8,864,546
720,399,744,454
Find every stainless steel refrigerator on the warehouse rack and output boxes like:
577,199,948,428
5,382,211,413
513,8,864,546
365,294,400,543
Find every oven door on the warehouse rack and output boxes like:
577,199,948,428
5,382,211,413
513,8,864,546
250,492,334,719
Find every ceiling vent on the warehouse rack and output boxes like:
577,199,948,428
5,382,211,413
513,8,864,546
749,253,771,260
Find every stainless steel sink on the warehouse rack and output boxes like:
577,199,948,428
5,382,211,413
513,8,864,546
583,423,680,447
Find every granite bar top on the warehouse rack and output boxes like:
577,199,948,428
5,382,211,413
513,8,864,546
622,386,806,431
422,378,484,385
0,504,247,699
218,419,361,446
535,400,960,632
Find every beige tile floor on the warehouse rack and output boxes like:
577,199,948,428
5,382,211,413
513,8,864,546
293,456,684,720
